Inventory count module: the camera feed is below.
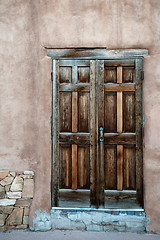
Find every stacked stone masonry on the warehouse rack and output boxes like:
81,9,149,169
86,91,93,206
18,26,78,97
0,170,34,231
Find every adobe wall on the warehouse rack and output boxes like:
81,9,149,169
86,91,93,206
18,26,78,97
0,0,160,233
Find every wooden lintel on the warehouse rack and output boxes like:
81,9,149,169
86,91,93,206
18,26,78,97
47,49,148,60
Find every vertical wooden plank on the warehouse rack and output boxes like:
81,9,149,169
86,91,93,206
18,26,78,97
72,65,78,84
117,66,123,133
78,147,85,187
90,60,96,206
117,145,123,190
84,147,90,188
52,59,59,206
135,58,143,207
72,89,78,189
72,76,78,189
117,66,122,83
125,148,130,189
72,92,78,133
72,144,78,190
64,148,70,187
97,60,105,207
117,66,123,191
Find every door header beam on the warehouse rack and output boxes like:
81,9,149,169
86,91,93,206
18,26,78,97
47,48,148,60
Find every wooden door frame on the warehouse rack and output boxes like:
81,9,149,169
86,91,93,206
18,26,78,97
47,48,148,208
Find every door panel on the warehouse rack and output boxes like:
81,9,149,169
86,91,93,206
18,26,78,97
123,145,136,190
78,92,90,132
104,66,117,83
123,92,135,133
59,67,72,83
59,92,72,132
77,146,90,189
59,145,72,189
104,145,117,190
122,66,135,83
104,93,117,133
78,66,90,83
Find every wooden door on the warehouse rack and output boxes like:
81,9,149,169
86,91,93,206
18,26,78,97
97,59,143,208
52,59,97,207
52,58,143,208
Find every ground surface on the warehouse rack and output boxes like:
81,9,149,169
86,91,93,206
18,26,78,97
0,230,160,240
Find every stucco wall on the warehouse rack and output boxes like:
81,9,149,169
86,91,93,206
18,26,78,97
0,0,160,233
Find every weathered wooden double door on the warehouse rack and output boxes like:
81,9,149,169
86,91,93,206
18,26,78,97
52,58,143,208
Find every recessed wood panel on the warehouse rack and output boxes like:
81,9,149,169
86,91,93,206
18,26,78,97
72,144,78,190
78,67,90,83
104,67,117,83
123,92,135,133
124,146,136,190
117,92,123,133
123,67,135,83
59,67,72,83
60,146,72,189
104,93,117,133
78,92,89,132
104,145,117,190
60,92,72,132
78,147,90,189
117,145,123,190
72,92,78,133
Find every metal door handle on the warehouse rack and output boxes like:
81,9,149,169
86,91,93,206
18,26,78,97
99,127,104,142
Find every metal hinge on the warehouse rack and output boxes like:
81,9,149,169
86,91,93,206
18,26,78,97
141,71,144,80
51,72,53,81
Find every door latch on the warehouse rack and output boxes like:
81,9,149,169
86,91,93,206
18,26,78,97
99,127,104,142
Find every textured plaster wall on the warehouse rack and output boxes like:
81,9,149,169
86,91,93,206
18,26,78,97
0,0,160,233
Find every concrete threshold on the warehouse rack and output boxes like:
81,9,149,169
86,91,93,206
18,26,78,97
50,207,147,233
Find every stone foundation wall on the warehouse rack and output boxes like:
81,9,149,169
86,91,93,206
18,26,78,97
0,170,34,231
50,208,147,233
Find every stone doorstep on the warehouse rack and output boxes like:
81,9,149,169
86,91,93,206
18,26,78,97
51,207,145,216
50,208,147,233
